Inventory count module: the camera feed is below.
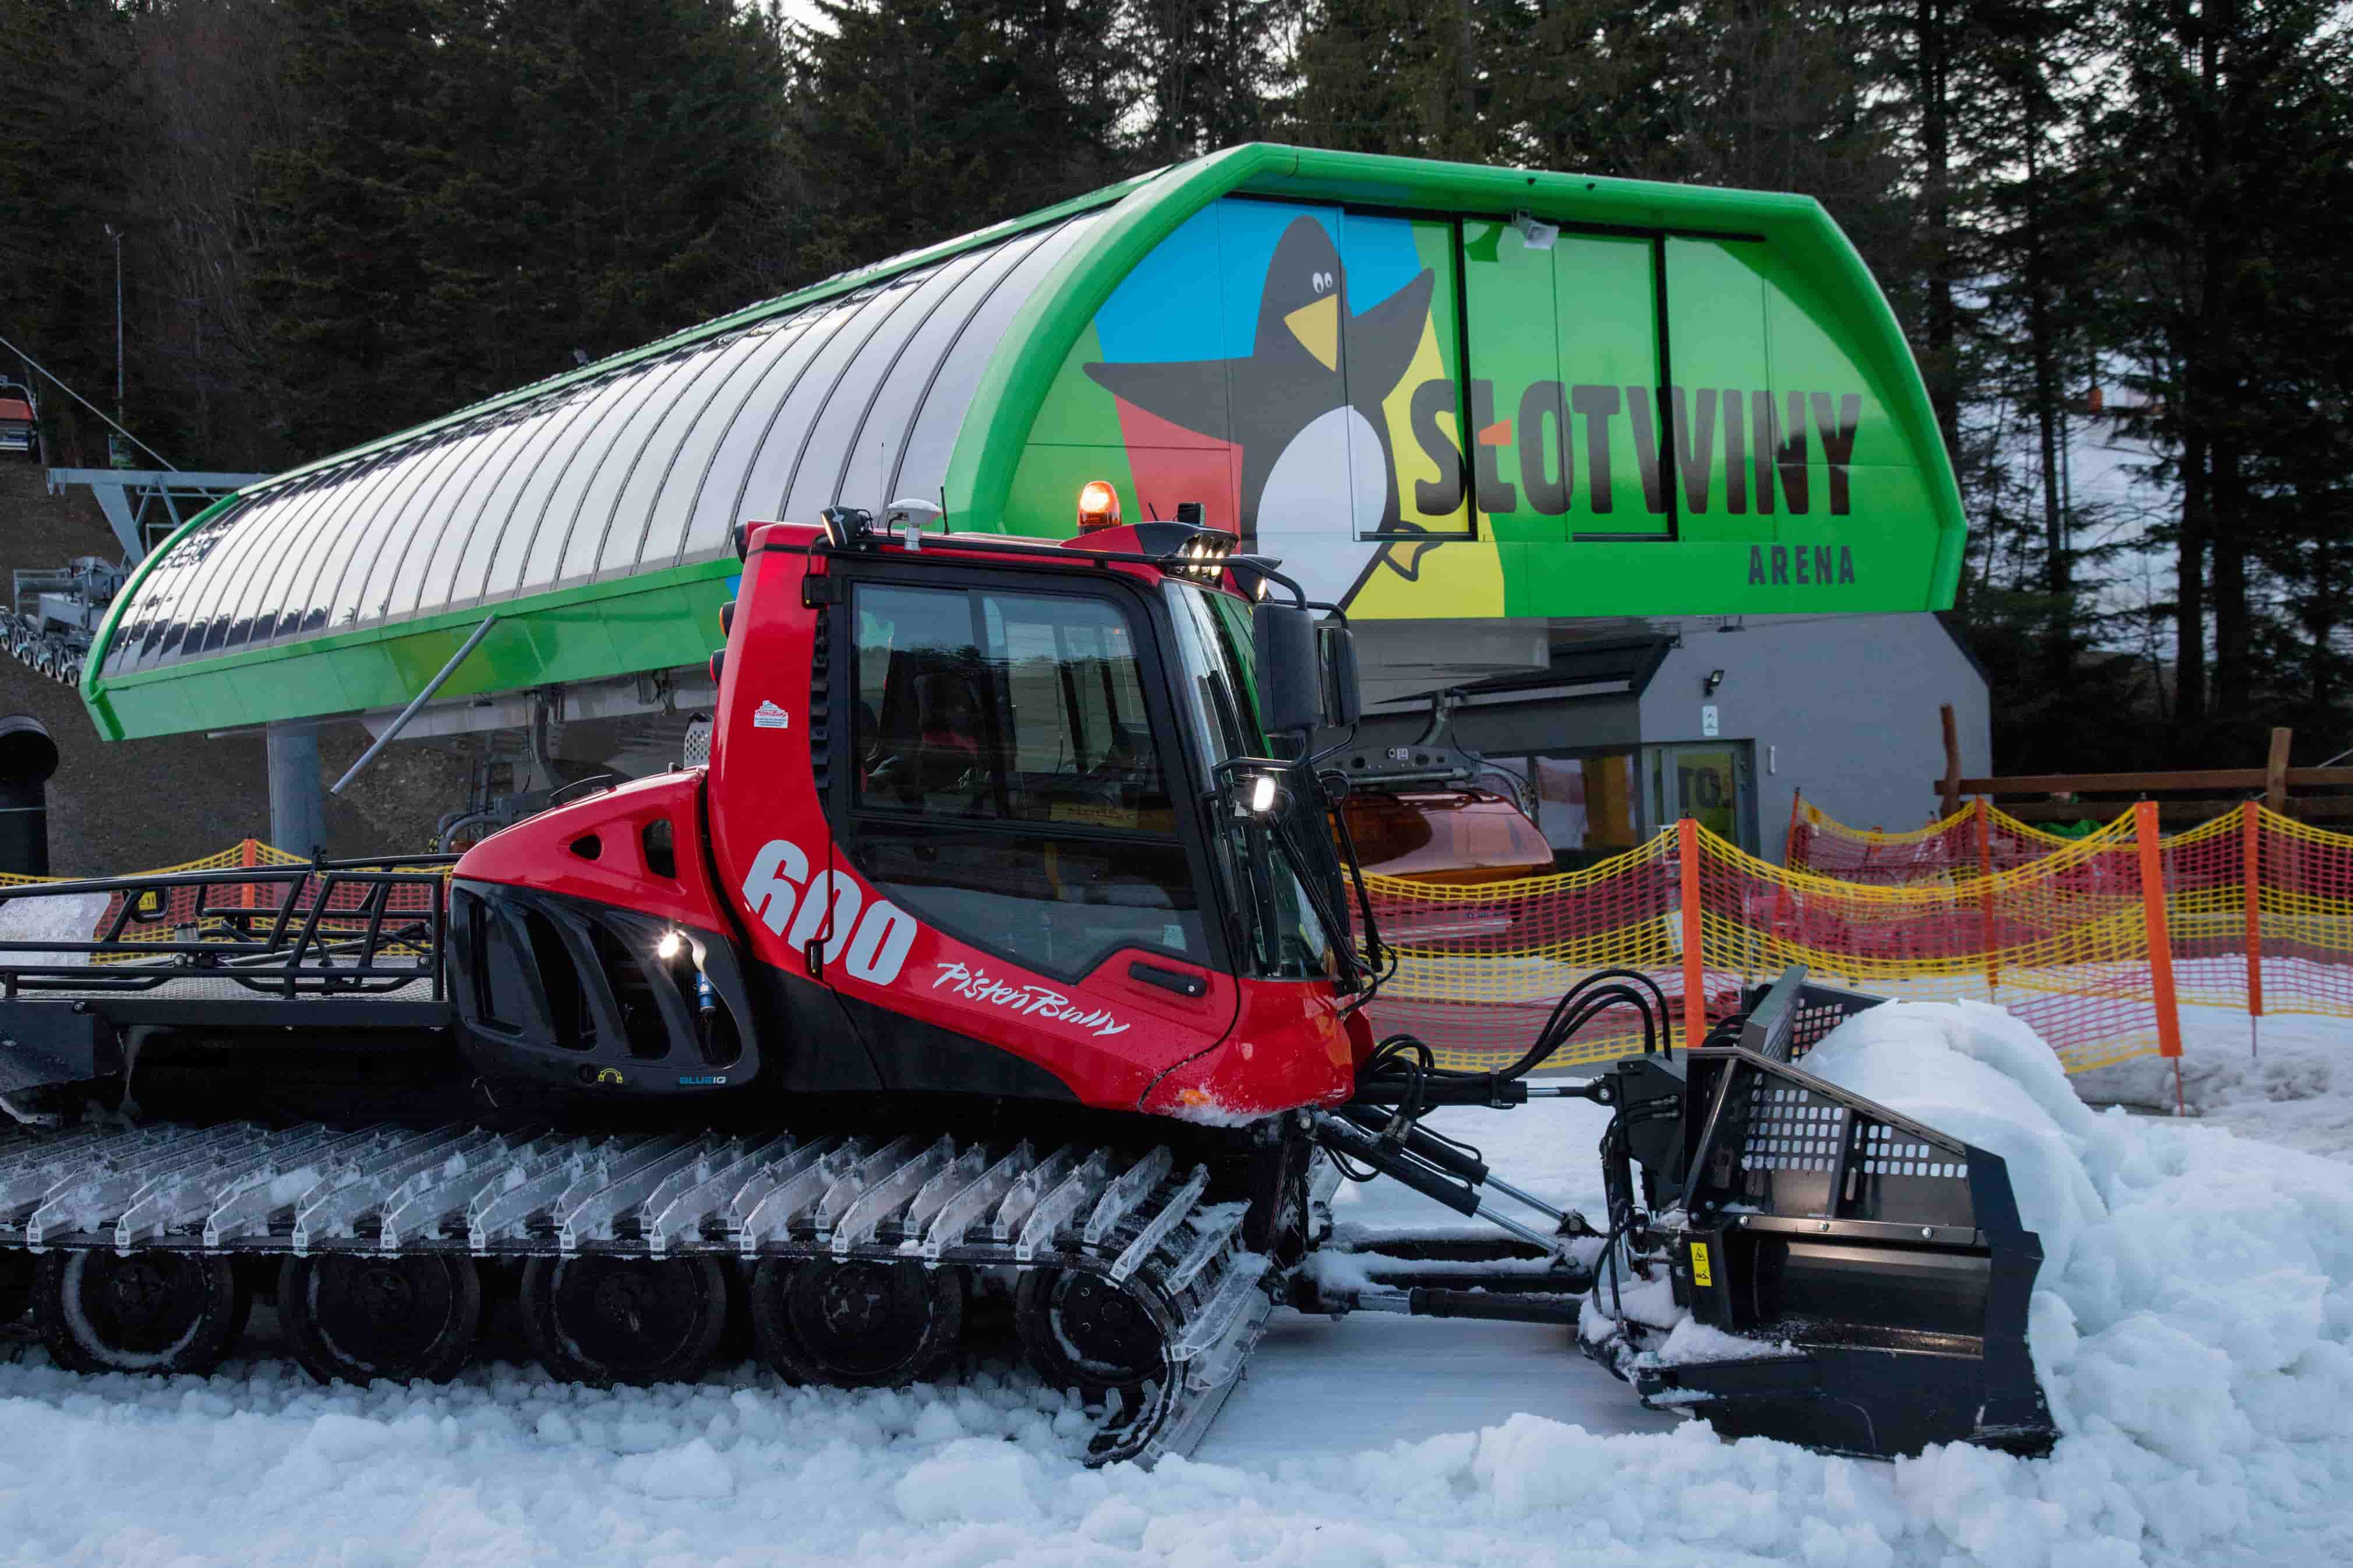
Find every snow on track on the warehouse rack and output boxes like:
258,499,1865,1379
0,1010,2347,1566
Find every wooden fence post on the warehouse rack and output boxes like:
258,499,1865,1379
2265,727,2292,815
2134,801,2186,1112
1939,703,1963,820
2242,800,2263,1058
1678,817,1705,1053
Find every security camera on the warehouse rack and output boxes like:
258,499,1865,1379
1512,212,1559,250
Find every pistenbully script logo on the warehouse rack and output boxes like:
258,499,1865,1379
932,961,1129,1036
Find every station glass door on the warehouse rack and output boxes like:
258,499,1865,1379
1648,744,1754,852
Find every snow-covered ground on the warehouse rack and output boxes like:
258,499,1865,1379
2076,1003,2353,1160
0,1002,2347,1566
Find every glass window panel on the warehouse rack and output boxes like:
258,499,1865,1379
463,385,617,606
543,345,722,590
786,252,985,523
118,505,244,668
215,481,365,653
309,436,468,638
172,482,310,660
853,823,1203,980
633,319,807,572
723,283,916,540
896,215,1096,507
401,397,568,618
181,486,307,656
853,583,1174,829
478,367,651,602
344,427,496,627
494,364,677,600
594,325,778,579
274,469,401,647
242,470,391,648
121,505,236,667
231,457,407,649
850,238,1033,514
849,578,1197,979
679,303,862,560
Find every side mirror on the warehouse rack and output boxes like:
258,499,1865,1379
1319,625,1361,728
1253,602,1323,734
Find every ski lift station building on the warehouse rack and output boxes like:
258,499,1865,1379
82,144,1988,861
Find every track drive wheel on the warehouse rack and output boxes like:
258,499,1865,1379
1013,1266,1168,1398
279,1254,483,1386
750,1258,963,1389
34,1250,248,1375
519,1255,729,1388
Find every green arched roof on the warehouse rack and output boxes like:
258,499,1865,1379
85,144,1961,741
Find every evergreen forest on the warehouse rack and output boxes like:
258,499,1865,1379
2,0,2349,770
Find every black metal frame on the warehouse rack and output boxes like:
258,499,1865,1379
0,854,455,1001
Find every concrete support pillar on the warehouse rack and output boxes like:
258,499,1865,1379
267,722,324,856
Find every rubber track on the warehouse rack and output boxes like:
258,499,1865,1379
0,1121,1277,1466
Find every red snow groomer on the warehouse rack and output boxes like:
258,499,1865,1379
0,505,2054,1465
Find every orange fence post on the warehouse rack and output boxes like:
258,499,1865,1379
2241,801,2263,1058
2134,801,2185,1111
1976,801,1998,993
1771,791,1802,934
1677,817,1705,1052
239,837,257,911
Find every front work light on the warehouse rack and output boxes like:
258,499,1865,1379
657,930,686,961
1077,480,1122,532
1248,774,1279,814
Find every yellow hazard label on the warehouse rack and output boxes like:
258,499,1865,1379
1690,1241,1714,1287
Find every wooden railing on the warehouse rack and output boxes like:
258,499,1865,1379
1935,717,2353,822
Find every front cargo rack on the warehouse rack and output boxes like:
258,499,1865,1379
0,854,454,1001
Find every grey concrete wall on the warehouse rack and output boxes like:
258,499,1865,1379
1638,613,1988,860
1352,694,1644,756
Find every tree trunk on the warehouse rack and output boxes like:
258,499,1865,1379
1916,0,1959,463
2174,426,2210,726
2024,141,2066,603
2211,437,2250,712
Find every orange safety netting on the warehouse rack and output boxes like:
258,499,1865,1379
1791,799,2353,1027
2155,805,2353,1024
1362,809,2185,1076
1358,831,1703,1071
0,840,444,958
1785,797,2082,885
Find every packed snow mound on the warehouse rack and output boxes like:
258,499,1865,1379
1801,998,2133,1282
0,890,107,969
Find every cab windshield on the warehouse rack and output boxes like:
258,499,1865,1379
1163,581,1336,982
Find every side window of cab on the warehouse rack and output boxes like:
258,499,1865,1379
844,582,1205,981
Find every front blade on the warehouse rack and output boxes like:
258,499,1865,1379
1630,1042,2055,1459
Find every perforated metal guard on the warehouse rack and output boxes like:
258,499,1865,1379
1740,1079,1967,1183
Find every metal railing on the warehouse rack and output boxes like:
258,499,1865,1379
0,855,457,1001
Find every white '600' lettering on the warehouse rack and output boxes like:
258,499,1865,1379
739,837,916,985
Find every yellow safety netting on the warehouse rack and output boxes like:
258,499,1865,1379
1362,812,2185,1076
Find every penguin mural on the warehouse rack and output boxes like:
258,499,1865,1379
1082,216,1434,543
